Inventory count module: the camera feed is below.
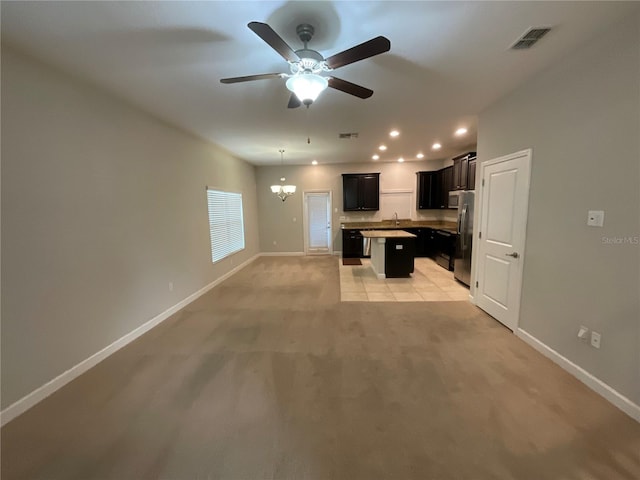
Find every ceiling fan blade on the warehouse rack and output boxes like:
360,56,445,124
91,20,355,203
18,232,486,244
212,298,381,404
325,36,391,70
220,73,283,84
287,94,301,109
248,22,300,63
328,77,373,99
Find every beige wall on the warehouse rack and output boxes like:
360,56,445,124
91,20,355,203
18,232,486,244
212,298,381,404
1,46,260,408
476,13,640,404
256,159,464,253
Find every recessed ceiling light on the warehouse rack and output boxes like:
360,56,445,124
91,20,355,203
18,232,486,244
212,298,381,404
311,160,318,165
379,145,387,151
455,128,468,136
372,154,380,160
432,143,442,150
389,130,400,137
398,157,404,163
416,153,424,159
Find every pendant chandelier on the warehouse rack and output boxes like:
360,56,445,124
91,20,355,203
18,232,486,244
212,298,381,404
270,149,296,202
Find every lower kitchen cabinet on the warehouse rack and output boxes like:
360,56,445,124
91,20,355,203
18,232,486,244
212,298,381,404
424,228,438,257
384,237,415,278
434,229,457,271
342,229,364,258
405,228,436,257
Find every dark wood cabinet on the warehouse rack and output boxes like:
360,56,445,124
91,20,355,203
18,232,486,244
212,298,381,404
342,173,380,211
468,158,477,190
416,171,440,209
435,229,457,271
342,175,360,210
406,227,437,257
384,237,415,278
419,152,477,211
425,228,438,257
342,229,364,258
438,166,453,208
452,157,462,190
360,174,379,210
451,152,476,190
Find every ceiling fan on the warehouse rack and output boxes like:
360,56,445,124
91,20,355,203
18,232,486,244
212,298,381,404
220,22,391,108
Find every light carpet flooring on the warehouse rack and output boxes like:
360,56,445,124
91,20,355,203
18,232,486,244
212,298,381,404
340,257,470,302
2,256,639,479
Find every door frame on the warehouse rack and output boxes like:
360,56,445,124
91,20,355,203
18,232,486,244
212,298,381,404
471,149,532,332
302,190,333,255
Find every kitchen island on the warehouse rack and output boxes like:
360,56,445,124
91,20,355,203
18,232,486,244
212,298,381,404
361,230,417,279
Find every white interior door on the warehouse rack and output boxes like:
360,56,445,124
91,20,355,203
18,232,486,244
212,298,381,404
304,191,332,255
475,150,531,331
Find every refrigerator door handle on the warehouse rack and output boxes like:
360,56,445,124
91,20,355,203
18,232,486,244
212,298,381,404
460,205,467,249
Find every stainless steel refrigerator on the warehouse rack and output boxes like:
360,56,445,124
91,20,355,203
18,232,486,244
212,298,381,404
454,191,474,287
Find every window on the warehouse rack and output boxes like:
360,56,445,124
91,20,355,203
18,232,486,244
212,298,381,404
206,188,245,263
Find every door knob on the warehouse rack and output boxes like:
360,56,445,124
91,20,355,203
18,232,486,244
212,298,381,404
505,252,519,258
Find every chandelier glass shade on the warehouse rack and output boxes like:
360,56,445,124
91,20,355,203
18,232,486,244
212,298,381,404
286,73,328,105
271,150,296,201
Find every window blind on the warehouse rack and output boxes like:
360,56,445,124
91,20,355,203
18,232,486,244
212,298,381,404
207,189,245,263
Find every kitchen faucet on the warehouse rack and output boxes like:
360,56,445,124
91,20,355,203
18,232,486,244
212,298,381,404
393,212,399,227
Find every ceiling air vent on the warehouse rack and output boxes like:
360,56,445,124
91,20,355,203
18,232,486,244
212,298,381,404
338,132,359,139
511,27,551,50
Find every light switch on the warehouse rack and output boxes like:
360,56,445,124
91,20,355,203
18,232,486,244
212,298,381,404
587,210,604,227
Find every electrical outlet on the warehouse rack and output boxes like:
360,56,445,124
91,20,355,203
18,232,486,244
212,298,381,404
168,282,173,292
591,331,601,349
273,240,277,245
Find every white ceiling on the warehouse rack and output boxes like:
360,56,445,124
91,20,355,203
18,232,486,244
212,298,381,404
2,1,637,166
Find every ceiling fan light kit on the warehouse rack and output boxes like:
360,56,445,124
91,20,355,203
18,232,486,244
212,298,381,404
286,73,328,106
220,20,390,108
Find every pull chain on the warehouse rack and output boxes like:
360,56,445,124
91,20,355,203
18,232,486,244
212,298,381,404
306,106,311,144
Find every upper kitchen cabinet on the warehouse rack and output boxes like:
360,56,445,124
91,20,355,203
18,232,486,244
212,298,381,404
342,173,380,211
468,157,477,190
416,171,440,209
451,152,476,190
438,166,453,208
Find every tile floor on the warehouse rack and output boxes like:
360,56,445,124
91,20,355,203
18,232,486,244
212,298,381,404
339,257,470,302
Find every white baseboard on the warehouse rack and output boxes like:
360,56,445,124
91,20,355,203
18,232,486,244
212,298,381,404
260,252,305,256
516,328,640,423
0,254,259,427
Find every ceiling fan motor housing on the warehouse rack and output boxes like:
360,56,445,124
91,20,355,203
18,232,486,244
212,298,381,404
291,52,325,74
296,24,315,44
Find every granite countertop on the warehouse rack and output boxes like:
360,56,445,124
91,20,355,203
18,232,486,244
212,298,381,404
342,220,458,234
360,230,417,238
